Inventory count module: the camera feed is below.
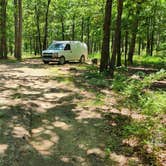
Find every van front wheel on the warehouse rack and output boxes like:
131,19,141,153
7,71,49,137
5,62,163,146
59,56,65,65
43,61,49,64
80,55,85,64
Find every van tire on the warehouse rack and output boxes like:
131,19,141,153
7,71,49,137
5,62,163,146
43,61,49,64
80,55,85,64
59,56,65,65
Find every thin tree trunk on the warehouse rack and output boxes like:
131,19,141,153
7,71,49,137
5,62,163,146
117,0,123,66
14,0,22,60
30,37,32,54
150,30,154,56
110,0,124,76
128,3,141,65
150,9,156,56
124,30,128,66
35,5,42,55
111,32,114,51
72,15,75,41
81,17,84,42
100,0,113,72
87,17,90,54
146,17,151,56
43,0,51,50
138,37,141,55
0,0,7,59
18,0,22,59
61,16,65,40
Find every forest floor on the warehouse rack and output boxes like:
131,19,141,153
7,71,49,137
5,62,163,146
0,58,165,166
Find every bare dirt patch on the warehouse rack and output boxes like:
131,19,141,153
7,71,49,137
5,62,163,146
0,59,146,166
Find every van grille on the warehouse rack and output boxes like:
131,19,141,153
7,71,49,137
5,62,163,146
43,53,53,58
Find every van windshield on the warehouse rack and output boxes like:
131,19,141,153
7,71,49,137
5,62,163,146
47,43,65,50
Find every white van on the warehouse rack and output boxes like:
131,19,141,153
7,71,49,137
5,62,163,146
42,41,88,65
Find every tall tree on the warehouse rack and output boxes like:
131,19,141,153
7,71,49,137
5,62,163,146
61,15,65,40
128,2,141,64
14,0,22,60
81,17,84,42
43,0,51,50
0,0,7,59
100,0,113,72
110,0,124,76
35,4,42,55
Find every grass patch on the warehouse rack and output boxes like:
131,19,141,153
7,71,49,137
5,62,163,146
111,68,166,163
133,55,166,69
88,52,100,59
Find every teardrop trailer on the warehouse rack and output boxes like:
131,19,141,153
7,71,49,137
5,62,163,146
42,41,88,65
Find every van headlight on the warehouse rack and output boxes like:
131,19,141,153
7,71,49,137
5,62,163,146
52,53,58,58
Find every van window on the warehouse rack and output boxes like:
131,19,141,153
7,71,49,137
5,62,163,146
47,43,65,50
64,44,71,50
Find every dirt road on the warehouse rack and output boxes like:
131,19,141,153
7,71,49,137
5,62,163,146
0,59,145,166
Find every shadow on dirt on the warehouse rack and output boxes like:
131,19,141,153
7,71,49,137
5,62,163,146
0,59,146,166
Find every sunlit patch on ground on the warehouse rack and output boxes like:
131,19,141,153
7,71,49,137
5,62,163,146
0,144,8,155
31,127,59,155
87,148,105,158
12,126,30,138
0,59,147,165
52,121,72,131
75,110,102,121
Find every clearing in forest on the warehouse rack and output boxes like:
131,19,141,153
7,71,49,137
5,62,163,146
0,59,159,166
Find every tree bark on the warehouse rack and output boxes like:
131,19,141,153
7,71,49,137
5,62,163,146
100,0,113,72
110,0,124,76
72,15,75,41
146,17,151,56
117,0,123,66
35,5,42,55
150,30,154,56
14,0,22,60
124,30,128,66
81,17,84,42
138,37,141,55
43,0,51,50
87,17,90,54
128,3,141,65
0,0,7,59
61,16,65,40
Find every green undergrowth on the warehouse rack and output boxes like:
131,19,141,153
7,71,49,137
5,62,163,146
88,53,166,69
0,53,40,64
112,68,166,163
83,65,166,163
133,55,166,69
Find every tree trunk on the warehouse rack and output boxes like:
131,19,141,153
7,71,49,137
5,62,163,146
124,30,128,66
87,17,90,54
0,0,7,59
100,0,113,72
128,3,141,65
14,0,22,60
81,17,84,42
150,10,156,56
35,5,42,55
110,0,124,76
146,17,151,56
43,0,51,50
138,37,141,55
150,30,154,56
72,15,75,41
61,16,65,40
